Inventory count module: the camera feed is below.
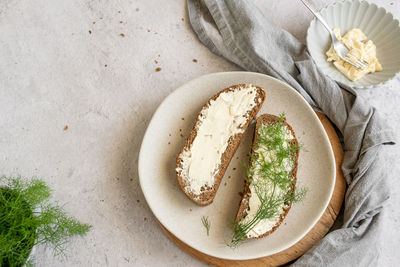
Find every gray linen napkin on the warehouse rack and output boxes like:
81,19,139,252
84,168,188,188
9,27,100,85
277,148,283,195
187,0,396,266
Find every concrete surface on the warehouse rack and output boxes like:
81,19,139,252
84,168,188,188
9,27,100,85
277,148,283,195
0,0,398,266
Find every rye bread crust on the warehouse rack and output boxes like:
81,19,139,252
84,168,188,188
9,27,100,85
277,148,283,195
175,84,266,206
235,114,299,239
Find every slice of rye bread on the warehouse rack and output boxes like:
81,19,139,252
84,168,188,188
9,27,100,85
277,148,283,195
235,114,299,239
175,84,266,206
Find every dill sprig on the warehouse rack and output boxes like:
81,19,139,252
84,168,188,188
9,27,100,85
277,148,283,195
0,176,92,266
229,114,307,247
201,216,211,236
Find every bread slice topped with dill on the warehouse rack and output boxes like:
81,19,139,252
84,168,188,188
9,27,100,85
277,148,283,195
175,84,266,206
231,114,305,246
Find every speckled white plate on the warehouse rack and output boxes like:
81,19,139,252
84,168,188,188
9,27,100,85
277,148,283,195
307,0,400,89
138,72,335,260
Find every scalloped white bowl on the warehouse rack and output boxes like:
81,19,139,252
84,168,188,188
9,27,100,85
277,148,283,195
307,0,400,88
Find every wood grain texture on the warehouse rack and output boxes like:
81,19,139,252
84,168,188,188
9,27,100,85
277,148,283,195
159,112,346,267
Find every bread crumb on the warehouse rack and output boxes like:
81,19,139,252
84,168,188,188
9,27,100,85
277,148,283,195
64,125,68,131
120,21,123,24
181,117,184,120
93,21,96,24
137,199,140,203
104,64,108,67
192,59,198,63
168,142,171,145
100,199,104,202
181,17,184,21
179,129,182,132
147,29,151,32
118,11,121,13
168,133,171,136
155,67,161,72
233,168,236,171
154,32,158,34
130,178,133,181
228,176,231,179
120,33,125,37
88,30,92,34
154,60,158,64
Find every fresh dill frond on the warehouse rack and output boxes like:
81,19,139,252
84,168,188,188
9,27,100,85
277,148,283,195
293,187,308,203
0,176,92,266
201,216,211,236
229,114,307,247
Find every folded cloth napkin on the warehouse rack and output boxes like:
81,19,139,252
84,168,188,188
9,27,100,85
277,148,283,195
187,0,396,266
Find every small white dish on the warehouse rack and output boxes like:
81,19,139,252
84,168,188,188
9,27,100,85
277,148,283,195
138,72,336,260
307,0,400,88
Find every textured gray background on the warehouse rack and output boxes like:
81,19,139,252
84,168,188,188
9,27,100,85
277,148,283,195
0,0,398,266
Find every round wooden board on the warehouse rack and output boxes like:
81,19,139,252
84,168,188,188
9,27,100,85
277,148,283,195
159,112,346,266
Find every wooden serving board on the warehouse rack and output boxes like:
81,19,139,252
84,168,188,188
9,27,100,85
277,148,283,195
159,112,346,266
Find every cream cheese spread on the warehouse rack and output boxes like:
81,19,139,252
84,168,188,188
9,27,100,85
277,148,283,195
326,28,382,81
177,84,260,197
241,124,294,238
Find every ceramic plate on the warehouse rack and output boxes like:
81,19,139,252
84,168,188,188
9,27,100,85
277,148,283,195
138,72,335,260
307,0,400,89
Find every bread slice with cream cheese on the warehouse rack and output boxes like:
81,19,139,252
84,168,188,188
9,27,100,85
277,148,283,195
233,114,299,242
175,84,266,206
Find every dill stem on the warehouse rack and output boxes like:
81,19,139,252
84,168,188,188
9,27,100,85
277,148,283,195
242,182,278,237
